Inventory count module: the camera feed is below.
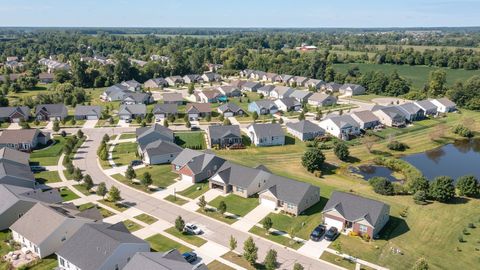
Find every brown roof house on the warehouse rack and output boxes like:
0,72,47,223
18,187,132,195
185,103,211,121
0,129,50,152
171,149,226,183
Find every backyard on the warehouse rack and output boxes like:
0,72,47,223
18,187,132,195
29,136,66,166
174,131,206,149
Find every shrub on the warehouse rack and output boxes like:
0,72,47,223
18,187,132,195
413,190,428,204
333,142,350,161
301,148,325,173
452,124,474,138
429,176,456,202
456,175,479,197
369,177,394,195
387,141,408,151
408,176,430,194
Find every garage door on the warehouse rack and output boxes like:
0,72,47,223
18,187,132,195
224,112,234,118
324,217,344,230
87,115,98,120
260,197,277,210
181,174,193,183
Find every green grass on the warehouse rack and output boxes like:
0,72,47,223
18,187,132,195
111,142,138,166
333,63,479,89
207,260,236,270
221,251,265,270
0,230,14,269
119,133,137,140
111,173,154,193
29,136,66,166
73,184,94,196
146,234,191,253
196,208,238,224
249,226,304,250
98,199,129,212
176,181,209,199
208,194,260,217
122,220,143,232
99,158,112,169
59,187,80,202
134,213,158,225
25,254,59,270
320,252,356,270
135,165,178,188
164,195,189,205
59,116,86,128
165,227,207,247
77,202,115,218
174,131,206,149
34,170,61,184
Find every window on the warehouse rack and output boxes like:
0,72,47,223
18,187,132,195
59,258,65,266
236,186,244,193
175,165,181,171
286,203,295,209
359,224,368,233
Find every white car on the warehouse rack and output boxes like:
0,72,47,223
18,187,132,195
184,223,203,235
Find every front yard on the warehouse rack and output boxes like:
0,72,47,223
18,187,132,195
146,234,191,253
174,131,206,149
208,194,259,217
58,187,80,202
98,199,129,212
164,195,189,205
135,165,178,188
164,227,207,247
134,213,158,225
111,142,138,166
177,181,209,199
77,202,115,218
249,226,304,250
122,220,143,232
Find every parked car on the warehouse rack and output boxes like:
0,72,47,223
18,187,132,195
184,223,203,235
310,225,326,241
324,227,339,241
30,166,46,172
130,160,143,166
182,251,197,263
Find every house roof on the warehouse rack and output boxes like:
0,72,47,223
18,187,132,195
153,104,178,114
251,100,277,110
262,174,319,205
264,73,278,80
200,89,221,100
248,123,284,138
229,80,247,88
276,97,301,108
286,120,324,134
207,125,241,141
137,124,174,143
118,104,147,115
308,92,335,103
122,92,151,103
186,103,211,114
213,161,271,189
0,147,30,165
56,222,148,270
0,106,30,118
183,74,201,81
434,97,456,107
122,79,141,88
144,140,183,157
290,90,313,101
340,84,364,92
397,103,423,115
147,78,168,86
351,110,380,123
242,81,261,89
272,86,294,97
376,106,406,121
124,250,208,270
217,103,243,113
0,129,49,145
322,191,388,226
414,100,437,111
217,85,240,95
326,115,360,129
0,184,62,215
306,79,325,87
171,149,225,175
35,104,68,117
162,93,183,102
74,105,102,117
325,82,342,91
257,85,275,93
0,159,35,184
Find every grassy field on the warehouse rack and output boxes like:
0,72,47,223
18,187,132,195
333,63,479,89
111,142,138,166
174,131,206,149
177,181,209,199
135,165,178,188
164,227,207,247
208,194,259,217
34,170,61,184
134,213,158,225
29,136,66,166
146,234,191,253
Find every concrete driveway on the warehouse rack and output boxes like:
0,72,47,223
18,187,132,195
117,119,130,127
82,119,98,129
298,238,332,258
7,123,21,130
45,121,54,130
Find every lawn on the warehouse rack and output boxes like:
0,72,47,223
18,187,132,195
221,251,265,270
25,255,59,270
320,252,356,270
73,184,94,196
174,131,206,149
135,165,178,188
208,194,260,217
146,234,191,253
34,170,61,184
98,199,129,212
134,213,158,225
164,195,189,205
59,116,86,128
122,220,143,232
111,142,138,167
119,133,136,140
196,208,238,224
111,173,154,193
164,227,207,247
58,187,80,202
249,226,304,250
177,181,209,199
207,260,235,270
77,202,115,218
29,136,66,166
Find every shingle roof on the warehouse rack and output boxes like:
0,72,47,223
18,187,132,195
242,81,261,89
207,125,241,141
171,149,225,175
186,103,211,114
217,103,243,113
286,120,324,134
0,106,30,119
290,90,313,101
434,97,456,107
0,184,61,215
263,174,319,205
414,100,437,111
308,92,335,103
251,100,277,110
35,104,68,117
74,105,102,117
397,103,423,115
0,147,30,165
153,104,178,114
327,115,360,129
162,93,183,102
377,106,405,120
351,110,380,123
124,250,208,270
213,161,271,189
137,124,174,145
118,104,147,115
276,97,301,108
248,123,284,138
257,85,275,93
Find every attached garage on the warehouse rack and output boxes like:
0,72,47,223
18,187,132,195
324,216,344,230
181,174,193,182
223,112,234,118
86,115,98,120
259,197,277,210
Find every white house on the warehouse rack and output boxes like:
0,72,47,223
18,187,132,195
247,123,285,146
431,98,456,113
319,115,361,140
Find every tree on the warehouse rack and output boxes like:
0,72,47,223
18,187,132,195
175,216,185,232
428,69,447,97
229,235,237,251
413,190,428,204
408,176,430,193
185,120,191,128
218,201,227,216
96,182,107,198
65,163,74,175
205,114,211,122
278,117,284,124
298,112,305,121
70,118,76,126
83,174,93,190
223,118,231,125
72,167,83,182
264,249,277,270
188,83,195,95
262,217,273,233
369,177,394,195
52,120,60,132
456,175,479,197
125,165,136,180
333,142,350,161
99,147,108,161
429,176,455,202
293,263,304,270
362,135,377,153
102,134,110,143
136,116,142,124
108,185,121,202
141,172,153,187
197,195,207,211
252,111,259,122
77,129,84,139
243,236,258,265
163,119,169,127
412,257,429,270
301,148,325,173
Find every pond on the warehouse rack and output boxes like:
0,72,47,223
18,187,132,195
401,138,480,181
349,165,401,182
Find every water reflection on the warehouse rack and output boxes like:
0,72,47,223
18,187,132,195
349,165,399,182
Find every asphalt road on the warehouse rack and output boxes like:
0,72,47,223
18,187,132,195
73,127,340,270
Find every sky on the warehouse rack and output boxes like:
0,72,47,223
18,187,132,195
0,0,479,28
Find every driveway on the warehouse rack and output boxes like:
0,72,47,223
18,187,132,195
45,121,54,130
298,239,332,258
7,123,21,130
232,204,272,232
82,119,98,129
117,119,130,127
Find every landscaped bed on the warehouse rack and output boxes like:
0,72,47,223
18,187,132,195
146,234,191,253
221,251,264,270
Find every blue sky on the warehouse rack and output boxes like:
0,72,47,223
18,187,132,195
0,0,479,27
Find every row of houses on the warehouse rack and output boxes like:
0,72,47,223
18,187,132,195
144,72,222,89
100,80,154,105
0,72,55,84
38,57,70,74
0,104,103,123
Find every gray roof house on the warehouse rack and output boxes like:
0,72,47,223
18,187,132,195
319,115,361,140
257,85,275,97
290,90,313,103
322,191,390,238
339,84,366,96
74,105,102,120
10,203,101,258
207,125,242,148
286,120,325,141
153,104,178,121
122,92,153,105
35,104,68,121
247,123,285,146
136,124,182,165
372,106,406,127
351,110,381,129
0,147,36,189
241,81,262,92
56,222,149,270
165,76,184,86
136,124,174,144
121,79,142,91
0,184,62,230
397,103,425,122
124,250,208,270
307,93,337,107
291,76,309,87
217,85,241,97
185,103,211,121
270,86,294,99
0,106,30,123
101,84,129,101
118,104,147,120
262,72,279,83
322,82,342,92
162,93,184,105
201,72,221,82
0,129,50,153
144,78,168,89
274,97,302,112
305,79,325,89
171,149,226,183
431,97,457,113
217,103,246,117
414,100,438,116
182,74,202,84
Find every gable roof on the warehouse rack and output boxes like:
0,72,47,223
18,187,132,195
308,92,335,103
272,86,294,97
276,97,301,108
207,125,241,141
0,147,30,165
74,105,102,117
414,100,437,111
124,250,207,270
186,103,211,114
434,97,456,107
0,129,48,145
251,100,277,110
122,92,151,103
171,149,225,175
213,161,271,189
397,103,423,115
376,106,406,120
286,120,324,134
351,110,380,123
153,104,178,114
137,124,174,145
257,85,275,93
217,103,243,113
242,81,261,89
290,90,313,101
248,123,284,138
0,106,30,119
118,104,147,115
35,104,68,117
0,184,62,215
326,115,360,129
162,93,183,102
262,174,319,205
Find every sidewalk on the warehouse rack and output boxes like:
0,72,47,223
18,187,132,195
231,204,272,231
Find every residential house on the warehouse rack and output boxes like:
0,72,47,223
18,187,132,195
207,63,223,72
153,104,178,121
35,104,68,121
241,81,261,92
307,93,337,107
319,115,361,140
10,203,101,258
270,86,294,99
305,79,325,90
351,110,381,129
38,73,54,84
247,123,285,146
262,73,279,83
207,125,242,148
0,129,50,152
101,84,129,101
201,72,221,82
339,84,366,96
182,74,202,84
248,100,278,115
165,76,184,86
322,191,390,238
217,103,245,117
122,92,154,105
56,222,149,270
144,78,168,89
171,149,226,182
290,90,313,103
162,93,184,105
239,69,254,78
279,75,294,84
0,73,22,82
0,184,61,230
274,97,301,112
118,104,147,120
121,80,142,91
431,98,457,113
0,106,30,123
186,103,212,121
0,147,37,188
38,58,70,73
129,59,148,67
290,76,308,87
197,89,225,103
257,85,275,97
286,120,325,141
372,106,407,127
124,250,208,270
397,103,425,122
74,105,102,120
322,82,342,93
414,100,438,116
136,124,182,165
250,71,266,81
217,85,241,97
229,80,247,89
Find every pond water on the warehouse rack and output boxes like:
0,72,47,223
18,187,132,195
349,165,400,182
401,138,480,181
